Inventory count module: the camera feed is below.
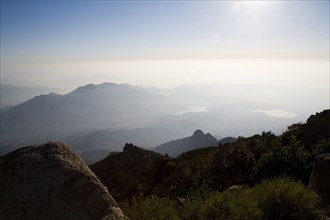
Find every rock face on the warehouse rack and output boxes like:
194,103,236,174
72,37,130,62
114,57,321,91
90,143,160,200
154,129,218,157
309,153,330,205
0,142,127,220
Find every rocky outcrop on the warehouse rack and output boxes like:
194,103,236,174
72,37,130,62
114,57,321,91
0,142,127,220
90,143,160,200
309,153,330,205
154,129,218,157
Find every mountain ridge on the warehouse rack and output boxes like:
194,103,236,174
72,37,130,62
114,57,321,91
2,82,325,157
0,82,180,153
154,129,218,157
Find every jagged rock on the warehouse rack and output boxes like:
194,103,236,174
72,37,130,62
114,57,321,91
0,142,128,220
90,143,160,200
309,153,330,205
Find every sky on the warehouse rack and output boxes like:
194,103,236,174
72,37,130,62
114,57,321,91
0,0,329,90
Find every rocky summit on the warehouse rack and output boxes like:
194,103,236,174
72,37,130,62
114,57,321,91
90,143,161,200
0,142,127,220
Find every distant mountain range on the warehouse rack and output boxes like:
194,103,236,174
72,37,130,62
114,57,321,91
0,83,181,153
1,82,326,157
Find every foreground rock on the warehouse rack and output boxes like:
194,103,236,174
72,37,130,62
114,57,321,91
0,142,127,220
309,153,330,205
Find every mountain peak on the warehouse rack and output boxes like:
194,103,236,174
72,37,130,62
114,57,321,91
193,129,204,136
123,143,139,152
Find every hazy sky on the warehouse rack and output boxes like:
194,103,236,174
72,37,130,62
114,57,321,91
1,1,329,90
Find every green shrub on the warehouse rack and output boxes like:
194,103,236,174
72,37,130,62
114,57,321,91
120,195,180,220
121,178,322,220
180,198,205,220
202,189,262,220
181,178,322,220
252,177,322,220
199,178,320,220
256,136,309,182
209,143,256,190
312,138,330,157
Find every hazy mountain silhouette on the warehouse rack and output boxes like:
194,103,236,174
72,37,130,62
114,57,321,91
0,83,180,152
1,82,326,156
74,126,182,164
0,84,64,109
154,129,218,157
69,126,181,151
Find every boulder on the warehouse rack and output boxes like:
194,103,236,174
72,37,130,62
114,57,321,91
309,153,330,204
0,142,128,220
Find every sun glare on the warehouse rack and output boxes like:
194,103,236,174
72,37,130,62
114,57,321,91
245,1,267,10
231,2,241,11
232,1,269,12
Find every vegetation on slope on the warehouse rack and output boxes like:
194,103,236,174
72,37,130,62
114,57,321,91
92,109,330,219
121,178,322,220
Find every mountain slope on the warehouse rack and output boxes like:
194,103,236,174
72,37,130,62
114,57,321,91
89,109,330,204
0,84,64,108
154,129,218,157
0,82,180,152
